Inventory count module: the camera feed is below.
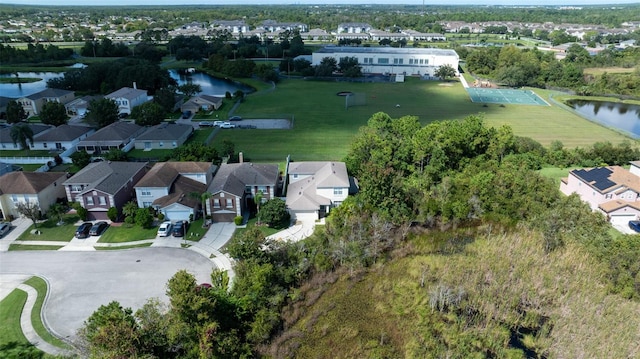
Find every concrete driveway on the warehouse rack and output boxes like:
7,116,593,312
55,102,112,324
0,248,215,344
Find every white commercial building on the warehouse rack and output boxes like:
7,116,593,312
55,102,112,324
312,46,459,77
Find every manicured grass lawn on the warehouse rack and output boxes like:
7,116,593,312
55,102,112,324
23,277,70,349
234,217,280,238
9,244,64,251
188,128,214,143
97,224,158,243
95,243,152,250
584,67,637,76
127,128,214,159
0,289,29,346
13,164,44,172
18,215,80,242
214,77,631,163
0,149,51,157
184,218,209,241
539,166,578,185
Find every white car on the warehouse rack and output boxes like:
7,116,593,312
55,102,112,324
220,122,235,129
213,121,224,127
157,221,173,237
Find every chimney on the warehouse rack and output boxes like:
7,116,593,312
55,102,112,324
133,82,137,89
239,152,244,163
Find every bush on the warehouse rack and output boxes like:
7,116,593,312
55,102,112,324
107,207,118,222
77,207,89,221
157,212,165,222
234,216,244,226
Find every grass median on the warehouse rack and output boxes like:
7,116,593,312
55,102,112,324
23,277,71,349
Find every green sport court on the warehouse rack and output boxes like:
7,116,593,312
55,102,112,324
466,88,549,106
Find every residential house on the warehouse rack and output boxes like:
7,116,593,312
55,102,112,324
105,86,149,115
260,20,308,33
16,88,75,117
285,161,352,222
135,161,216,221
134,123,193,151
0,161,19,176
211,20,250,34
301,28,332,41
180,95,223,114
63,161,149,220
0,124,53,150
76,121,145,154
0,171,67,220
65,95,103,117
337,22,373,34
560,164,640,228
31,124,94,152
207,162,280,222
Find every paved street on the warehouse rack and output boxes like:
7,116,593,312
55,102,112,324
0,249,215,344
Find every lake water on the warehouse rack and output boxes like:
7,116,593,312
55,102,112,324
168,69,253,97
568,100,640,139
0,69,252,99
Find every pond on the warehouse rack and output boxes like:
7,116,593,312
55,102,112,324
0,68,252,99
568,99,640,139
0,71,65,98
168,69,253,97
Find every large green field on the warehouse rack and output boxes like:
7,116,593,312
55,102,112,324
214,77,632,163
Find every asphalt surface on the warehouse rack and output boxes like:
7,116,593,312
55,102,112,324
0,248,215,343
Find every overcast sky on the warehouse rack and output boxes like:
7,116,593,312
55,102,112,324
1,0,639,6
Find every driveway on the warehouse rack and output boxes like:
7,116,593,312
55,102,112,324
0,248,215,344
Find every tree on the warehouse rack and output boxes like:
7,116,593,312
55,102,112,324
259,198,290,229
130,102,165,126
153,86,178,112
201,192,212,220
86,98,119,128
315,57,337,77
107,207,118,222
135,207,154,228
434,64,457,81
40,101,68,126
10,124,34,150
225,227,269,262
103,148,128,161
79,301,141,359
178,83,202,97
123,201,138,224
338,56,362,78
6,100,27,124
70,150,91,169
47,202,66,225
16,202,41,228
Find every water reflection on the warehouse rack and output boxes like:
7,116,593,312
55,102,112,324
568,100,640,138
168,69,252,97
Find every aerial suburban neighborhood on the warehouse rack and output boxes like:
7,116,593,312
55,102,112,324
1,2,640,358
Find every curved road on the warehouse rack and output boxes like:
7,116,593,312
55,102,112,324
0,248,215,345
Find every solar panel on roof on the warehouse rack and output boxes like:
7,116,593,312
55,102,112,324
573,167,616,191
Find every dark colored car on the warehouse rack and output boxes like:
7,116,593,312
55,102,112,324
228,115,242,121
89,221,109,236
172,220,188,237
0,222,12,238
75,222,93,239
629,220,640,233
182,110,192,119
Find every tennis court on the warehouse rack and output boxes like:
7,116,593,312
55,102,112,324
467,88,549,106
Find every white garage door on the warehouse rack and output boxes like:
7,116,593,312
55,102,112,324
610,214,636,227
291,211,317,224
164,209,191,222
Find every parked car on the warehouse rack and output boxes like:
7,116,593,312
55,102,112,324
75,222,93,239
228,115,242,121
629,220,640,233
182,110,192,119
0,222,12,238
172,220,189,237
199,121,214,127
220,122,235,129
213,121,224,127
157,221,173,237
89,221,109,236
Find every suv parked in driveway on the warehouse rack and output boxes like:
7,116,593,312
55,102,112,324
0,222,12,238
172,220,189,237
75,222,93,239
89,221,109,236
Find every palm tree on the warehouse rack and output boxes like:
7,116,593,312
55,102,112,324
10,124,34,150
255,190,264,224
48,203,67,226
201,192,212,221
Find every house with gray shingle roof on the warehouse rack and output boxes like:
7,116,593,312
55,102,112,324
105,86,149,115
180,95,223,115
0,171,68,220
31,124,94,151
134,123,193,151
16,88,75,117
76,121,145,154
0,124,53,150
285,161,353,222
134,161,216,221
63,161,149,220
207,162,280,222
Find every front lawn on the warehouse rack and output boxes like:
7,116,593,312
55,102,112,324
234,217,281,238
184,218,209,241
9,244,64,251
0,289,28,346
97,224,158,243
18,215,80,241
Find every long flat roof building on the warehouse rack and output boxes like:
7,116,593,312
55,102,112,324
311,46,459,77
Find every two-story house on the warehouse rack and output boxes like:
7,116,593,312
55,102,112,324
285,161,352,223
0,171,68,220
134,161,216,221
560,163,640,228
16,88,75,117
105,86,149,116
207,162,280,222
63,161,149,220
